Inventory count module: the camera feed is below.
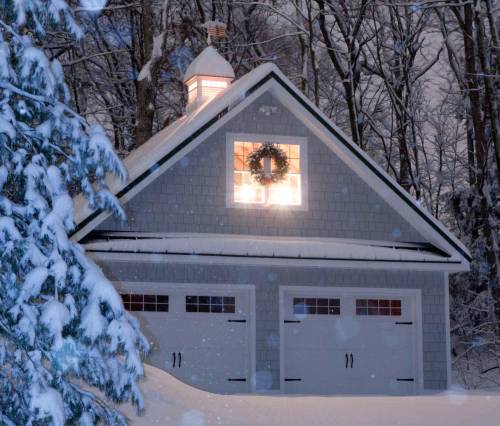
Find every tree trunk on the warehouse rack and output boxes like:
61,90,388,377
135,0,157,146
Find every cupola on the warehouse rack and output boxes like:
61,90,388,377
183,45,235,113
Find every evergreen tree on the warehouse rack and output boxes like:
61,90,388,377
0,1,149,424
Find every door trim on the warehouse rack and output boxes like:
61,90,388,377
114,281,257,393
279,285,423,394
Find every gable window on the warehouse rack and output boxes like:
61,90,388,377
227,134,307,208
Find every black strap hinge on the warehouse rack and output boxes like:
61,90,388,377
228,319,246,323
395,322,413,325
284,320,301,323
284,378,302,382
227,378,247,382
396,378,415,382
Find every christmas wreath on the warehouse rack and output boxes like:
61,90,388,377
248,143,289,185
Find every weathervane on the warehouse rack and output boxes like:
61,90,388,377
202,20,228,45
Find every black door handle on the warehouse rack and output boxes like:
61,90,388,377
178,352,182,368
172,352,176,368
350,353,354,368
345,353,348,368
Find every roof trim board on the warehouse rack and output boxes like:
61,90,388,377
87,251,467,273
72,65,470,264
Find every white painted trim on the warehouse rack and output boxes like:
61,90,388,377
279,285,424,395
113,281,257,393
225,132,308,210
88,251,469,273
444,272,452,389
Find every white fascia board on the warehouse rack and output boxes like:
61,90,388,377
71,70,277,242
87,251,469,273
265,77,470,264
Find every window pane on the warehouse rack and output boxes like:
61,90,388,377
356,307,368,315
210,304,223,313
317,298,328,307
198,304,210,313
234,142,244,156
144,294,156,303
379,300,390,308
156,304,169,312
329,307,340,315
131,294,142,303
317,306,328,315
199,296,210,304
289,144,300,158
289,158,300,173
144,303,156,312
234,155,245,171
223,304,235,313
186,304,197,312
391,300,401,308
121,294,130,303
131,303,142,311
224,297,235,305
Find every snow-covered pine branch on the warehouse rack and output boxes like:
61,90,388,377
0,1,149,424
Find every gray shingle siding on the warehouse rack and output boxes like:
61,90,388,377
98,92,426,243
97,260,448,391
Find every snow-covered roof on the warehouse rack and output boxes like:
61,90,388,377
71,60,470,268
83,233,463,269
183,46,235,82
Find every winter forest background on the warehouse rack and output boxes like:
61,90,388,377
2,0,499,405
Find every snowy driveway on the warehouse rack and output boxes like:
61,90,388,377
119,365,499,426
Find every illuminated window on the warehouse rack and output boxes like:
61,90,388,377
233,140,302,206
187,81,197,92
201,80,228,88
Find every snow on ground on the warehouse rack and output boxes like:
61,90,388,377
118,365,500,426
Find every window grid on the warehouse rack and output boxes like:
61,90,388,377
121,294,169,312
293,298,340,315
356,299,402,316
233,141,301,205
186,296,236,314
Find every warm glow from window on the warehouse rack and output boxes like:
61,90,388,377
202,80,228,88
233,141,301,206
188,81,197,92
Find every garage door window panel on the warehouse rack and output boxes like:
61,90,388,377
121,294,169,312
293,298,340,315
356,299,401,316
186,295,236,313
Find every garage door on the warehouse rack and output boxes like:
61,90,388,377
281,287,421,395
118,283,254,394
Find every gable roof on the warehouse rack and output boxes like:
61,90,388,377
72,63,470,267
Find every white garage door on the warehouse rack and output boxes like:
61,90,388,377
281,287,421,395
118,283,254,394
